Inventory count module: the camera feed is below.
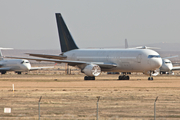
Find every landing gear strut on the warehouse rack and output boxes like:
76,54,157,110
84,76,95,80
148,71,153,80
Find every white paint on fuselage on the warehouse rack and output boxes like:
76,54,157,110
0,59,31,72
160,59,173,72
64,48,162,72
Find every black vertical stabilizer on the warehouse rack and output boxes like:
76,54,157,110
56,13,79,53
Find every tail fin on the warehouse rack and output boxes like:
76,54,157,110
0,48,13,61
56,13,79,53
125,39,128,48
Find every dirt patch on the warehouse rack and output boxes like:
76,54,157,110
0,74,180,119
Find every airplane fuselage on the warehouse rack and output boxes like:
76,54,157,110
0,59,31,72
64,48,162,73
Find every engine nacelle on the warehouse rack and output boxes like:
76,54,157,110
82,64,101,76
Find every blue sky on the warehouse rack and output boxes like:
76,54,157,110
1,0,180,49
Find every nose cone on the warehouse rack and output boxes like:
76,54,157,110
152,58,162,69
161,64,173,71
26,63,31,70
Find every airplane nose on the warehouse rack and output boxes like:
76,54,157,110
152,58,162,69
24,63,31,70
167,64,173,71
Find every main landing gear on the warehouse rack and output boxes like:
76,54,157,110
118,72,130,80
15,72,22,74
84,76,95,80
1,71,6,74
118,75,130,80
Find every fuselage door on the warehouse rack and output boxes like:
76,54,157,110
137,54,142,63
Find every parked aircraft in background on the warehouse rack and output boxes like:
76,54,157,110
6,13,162,80
0,48,53,74
160,56,180,75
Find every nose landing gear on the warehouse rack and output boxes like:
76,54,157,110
148,77,153,80
148,71,154,80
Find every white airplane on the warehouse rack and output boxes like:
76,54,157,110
125,39,180,75
0,48,53,74
7,13,162,80
160,56,180,75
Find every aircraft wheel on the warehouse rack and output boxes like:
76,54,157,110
1,71,6,74
84,76,95,80
148,77,153,80
17,72,21,74
127,76,130,80
118,76,122,80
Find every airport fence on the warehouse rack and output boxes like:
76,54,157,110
1,94,180,120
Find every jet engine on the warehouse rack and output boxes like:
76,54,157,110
82,64,101,76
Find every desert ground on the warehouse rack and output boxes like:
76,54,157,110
1,67,180,120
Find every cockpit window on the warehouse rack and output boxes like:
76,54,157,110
165,62,171,64
21,61,29,64
148,55,161,58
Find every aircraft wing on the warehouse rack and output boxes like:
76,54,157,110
163,55,178,59
30,66,54,71
0,67,11,71
172,66,180,71
6,56,117,69
25,53,67,59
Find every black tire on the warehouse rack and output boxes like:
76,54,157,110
84,76,95,80
84,76,88,80
1,71,6,74
17,72,21,74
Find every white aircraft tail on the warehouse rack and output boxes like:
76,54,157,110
125,39,128,48
0,47,13,61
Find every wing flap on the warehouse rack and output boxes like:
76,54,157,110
6,56,117,69
26,53,67,59
30,66,54,71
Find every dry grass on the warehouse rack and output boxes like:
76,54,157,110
1,74,180,120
